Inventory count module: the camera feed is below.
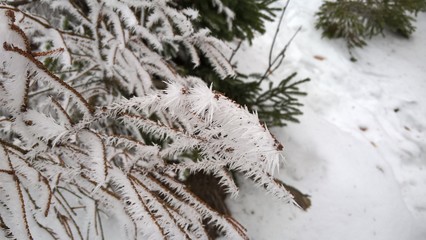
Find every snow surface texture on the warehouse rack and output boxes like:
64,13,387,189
228,1,426,239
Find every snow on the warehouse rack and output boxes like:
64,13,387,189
228,1,426,239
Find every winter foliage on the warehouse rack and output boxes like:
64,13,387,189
316,0,426,50
0,1,292,239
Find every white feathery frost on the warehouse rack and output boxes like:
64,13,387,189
0,2,291,239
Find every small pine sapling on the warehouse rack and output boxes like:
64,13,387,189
315,0,426,59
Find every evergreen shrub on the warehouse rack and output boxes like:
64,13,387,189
316,0,426,51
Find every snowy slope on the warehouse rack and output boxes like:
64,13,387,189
228,1,426,239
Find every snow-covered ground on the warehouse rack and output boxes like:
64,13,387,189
228,1,426,239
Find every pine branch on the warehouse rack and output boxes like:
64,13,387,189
0,2,295,239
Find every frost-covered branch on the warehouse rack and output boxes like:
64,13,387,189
0,1,292,239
